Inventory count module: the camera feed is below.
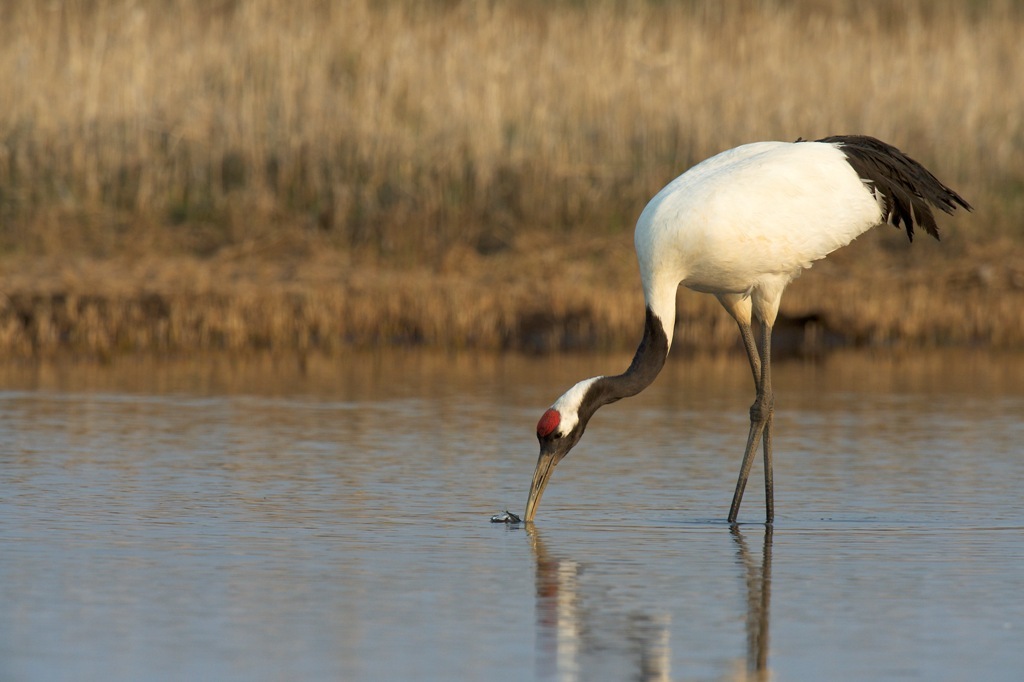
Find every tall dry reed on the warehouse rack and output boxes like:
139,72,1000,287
0,0,1018,262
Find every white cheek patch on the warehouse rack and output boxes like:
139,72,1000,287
550,377,602,436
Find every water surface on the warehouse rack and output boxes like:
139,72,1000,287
1,351,1023,680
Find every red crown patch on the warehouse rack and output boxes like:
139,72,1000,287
536,409,561,438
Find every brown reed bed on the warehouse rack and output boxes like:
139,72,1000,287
1,229,1021,360
0,0,1021,359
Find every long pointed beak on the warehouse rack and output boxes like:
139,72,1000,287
524,446,559,523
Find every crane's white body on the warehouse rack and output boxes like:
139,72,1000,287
636,141,884,346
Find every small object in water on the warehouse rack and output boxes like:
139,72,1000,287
490,510,522,524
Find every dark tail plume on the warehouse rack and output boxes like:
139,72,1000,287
807,135,972,242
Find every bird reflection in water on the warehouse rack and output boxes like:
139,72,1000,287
732,525,774,681
528,527,671,681
528,525,774,681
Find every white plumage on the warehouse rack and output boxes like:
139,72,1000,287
638,140,887,344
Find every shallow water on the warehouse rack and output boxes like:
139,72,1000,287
1,351,1023,681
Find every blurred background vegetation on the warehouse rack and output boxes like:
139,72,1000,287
0,0,1021,357
3,0,1020,257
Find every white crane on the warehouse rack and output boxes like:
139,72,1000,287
523,135,971,524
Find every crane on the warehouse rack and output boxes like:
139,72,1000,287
523,135,971,524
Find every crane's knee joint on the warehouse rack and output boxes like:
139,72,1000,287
749,392,775,423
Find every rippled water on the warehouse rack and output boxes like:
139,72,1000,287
1,351,1023,681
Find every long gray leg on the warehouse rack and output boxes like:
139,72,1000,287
760,323,775,524
736,320,761,392
728,320,775,524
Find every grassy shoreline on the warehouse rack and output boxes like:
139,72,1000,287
2,228,1021,360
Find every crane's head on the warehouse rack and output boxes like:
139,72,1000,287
524,377,604,522
521,307,670,522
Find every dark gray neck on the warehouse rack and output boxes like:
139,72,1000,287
581,307,670,419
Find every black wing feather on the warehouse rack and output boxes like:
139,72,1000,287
805,135,972,242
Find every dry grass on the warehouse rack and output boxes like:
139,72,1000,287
0,0,1022,357
1,0,1020,256
1,231,1021,360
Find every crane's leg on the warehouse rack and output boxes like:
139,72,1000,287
735,320,761,392
761,325,775,523
728,321,763,522
728,320,775,524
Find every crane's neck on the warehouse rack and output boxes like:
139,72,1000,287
554,284,674,432
591,304,671,407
